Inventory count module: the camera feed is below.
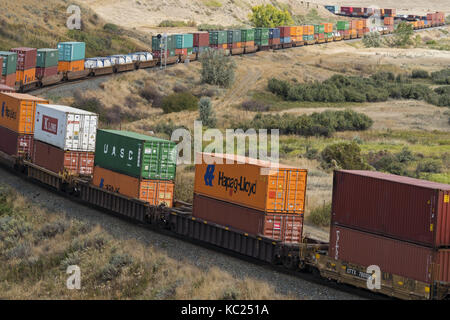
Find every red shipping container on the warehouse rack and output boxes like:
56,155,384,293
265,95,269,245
278,26,291,38
329,225,450,284
0,125,33,159
332,170,450,248
1,74,16,87
9,48,37,71
35,66,58,79
32,139,94,176
175,48,188,56
193,32,210,47
193,194,303,244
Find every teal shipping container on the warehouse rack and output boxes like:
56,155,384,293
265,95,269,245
241,29,255,42
227,30,241,43
37,49,59,68
0,52,17,76
209,31,228,45
303,35,315,41
58,42,86,61
175,34,194,49
95,130,178,181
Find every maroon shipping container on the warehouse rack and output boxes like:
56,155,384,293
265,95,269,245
269,38,281,46
329,225,450,284
35,66,58,79
32,139,94,176
278,26,291,38
332,170,450,248
0,125,33,159
193,32,210,47
10,48,37,71
1,74,16,87
193,194,303,244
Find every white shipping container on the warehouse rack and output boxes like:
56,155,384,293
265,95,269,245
34,104,98,152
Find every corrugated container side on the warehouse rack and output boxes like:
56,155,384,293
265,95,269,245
36,66,58,79
94,130,177,181
16,68,36,84
32,139,94,176
193,33,210,47
332,170,450,248
36,49,59,68
193,153,307,213
193,194,303,244
0,125,33,159
58,42,86,62
34,104,98,151
92,166,174,207
0,52,17,76
10,48,37,71
0,93,49,134
329,225,450,284
57,60,85,72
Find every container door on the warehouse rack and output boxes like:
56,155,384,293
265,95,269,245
64,151,79,175
266,170,287,212
263,215,283,241
284,169,307,213
141,141,160,179
78,152,94,175
157,181,174,207
139,180,158,205
20,100,34,134
159,141,177,180
66,113,81,150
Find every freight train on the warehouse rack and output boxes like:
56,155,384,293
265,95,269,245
0,90,449,300
0,13,447,95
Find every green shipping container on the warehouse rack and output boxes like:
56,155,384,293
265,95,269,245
152,36,177,50
337,21,350,30
0,52,17,76
241,29,255,42
327,32,334,38
314,25,325,34
255,38,269,46
95,130,178,181
227,30,241,43
58,42,85,61
254,28,270,40
209,31,228,45
303,35,314,41
175,34,194,49
36,49,59,68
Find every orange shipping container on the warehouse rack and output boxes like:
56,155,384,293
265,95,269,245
290,26,303,36
92,166,175,207
303,25,314,35
16,68,36,84
194,153,307,214
58,60,84,72
243,41,255,47
321,23,333,33
356,20,364,30
0,92,49,134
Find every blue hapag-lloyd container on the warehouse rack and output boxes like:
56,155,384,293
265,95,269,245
269,28,281,39
57,42,86,62
280,37,291,44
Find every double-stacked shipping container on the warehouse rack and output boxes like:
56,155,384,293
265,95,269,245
209,31,228,50
193,153,307,243
278,26,291,44
193,32,210,54
329,170,450,285
57,42,86,72
0,92,49,159
93,130,177,207
0,52,17,87
321,23,333,41
303,25,314,43
289,26,303,45
314,24,325,43
175,34,194,56
32,104,98,176
152,35,177,58
241,29,255,48
268,28,281,47
36,49,59,79
10,47,37,85
227,30,242,49
254,28,270,47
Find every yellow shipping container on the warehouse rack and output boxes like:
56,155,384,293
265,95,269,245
194,153,307,214
0,92,49,134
